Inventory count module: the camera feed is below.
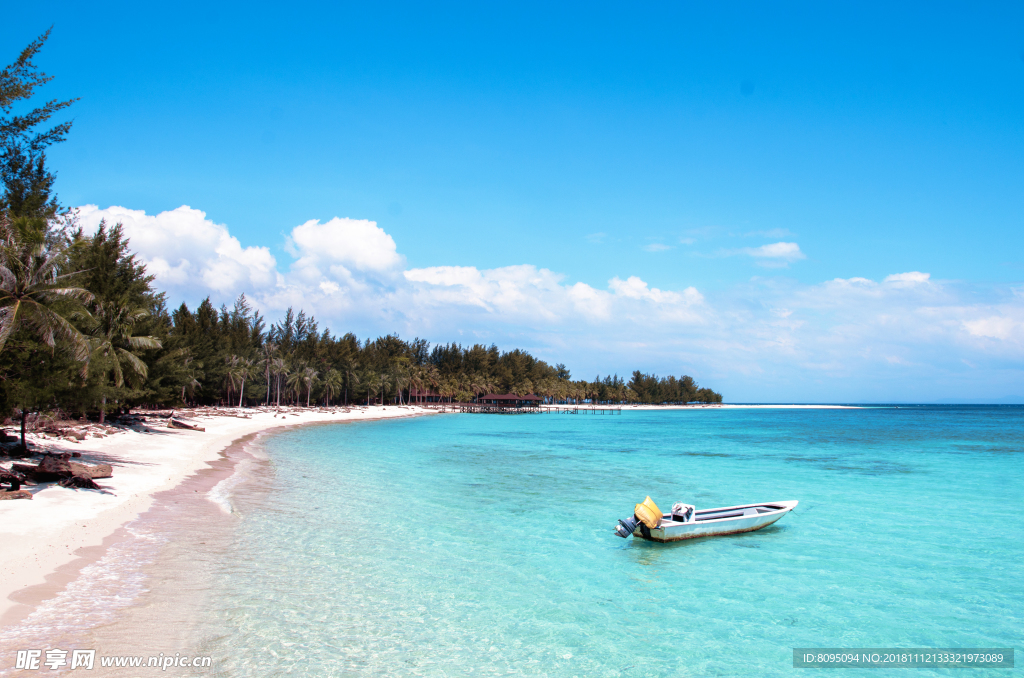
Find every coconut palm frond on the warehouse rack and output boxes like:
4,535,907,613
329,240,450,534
108,349,125,387
0,302,20,352
0,265,16,289
117,347,149,383
39,285,93,302
127,335,162,351
17,299,91,361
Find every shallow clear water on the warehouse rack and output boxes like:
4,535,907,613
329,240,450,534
196,407,1022,677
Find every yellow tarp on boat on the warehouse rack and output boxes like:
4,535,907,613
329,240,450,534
634,496,662,529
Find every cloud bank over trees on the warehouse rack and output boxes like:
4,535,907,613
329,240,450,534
76,204,1024,402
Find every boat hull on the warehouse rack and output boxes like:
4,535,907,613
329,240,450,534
632,500,798,542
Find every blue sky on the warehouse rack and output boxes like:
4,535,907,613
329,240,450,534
6,2,1024,401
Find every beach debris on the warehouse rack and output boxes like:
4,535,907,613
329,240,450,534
0,490,32,500
0,440,34,458
59,474,102,490
1,467,28,491
10,453,111,489
32,453,75,482
70,462,113,479
168,417,206,431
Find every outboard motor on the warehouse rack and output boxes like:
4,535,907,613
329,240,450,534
614,496,663,538
614,515,639,538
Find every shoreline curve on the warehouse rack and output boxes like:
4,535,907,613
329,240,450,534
0,405,439,629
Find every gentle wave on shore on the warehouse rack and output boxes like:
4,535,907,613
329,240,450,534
0,521,164,652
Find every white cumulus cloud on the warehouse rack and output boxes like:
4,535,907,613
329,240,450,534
884,271,931,285
76,205,280,299
289,217,403,275
741,241,806,267
75,204,1024,402
962,316,1020,341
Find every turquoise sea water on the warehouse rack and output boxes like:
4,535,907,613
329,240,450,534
197,407,1022,677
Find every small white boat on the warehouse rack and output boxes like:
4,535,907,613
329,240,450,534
615,498,798,542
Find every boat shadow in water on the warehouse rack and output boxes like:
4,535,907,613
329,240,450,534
635,522,789,547
620,523,791,566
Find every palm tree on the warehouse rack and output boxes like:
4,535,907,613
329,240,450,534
223,355,239,405
0,217,92,359
456,372,471,402
322,369,342,406
1,218,94,450
229,356,257,408
368,372,385,403
86,300,162,423
375,371,391,405
424,365,440,403
390,361,411,404
468,373,486,402
344,366,360,406
439,378,457,405
519,379,534,398
261,341,278,406
481,377,497,399
408,365,426,405
339,355,359,405
286,369,304,406
272,357,288,407
301,366,318,407
180,355,202,405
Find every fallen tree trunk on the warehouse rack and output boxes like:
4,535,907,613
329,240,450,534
11,453,112,488
69,462,113,479
168,418,206,432
59,475,101,490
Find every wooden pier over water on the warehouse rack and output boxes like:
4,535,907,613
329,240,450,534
423,403,622,415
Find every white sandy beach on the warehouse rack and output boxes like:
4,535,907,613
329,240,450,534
0,405,437,628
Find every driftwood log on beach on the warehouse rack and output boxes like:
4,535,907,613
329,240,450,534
69,462,113,479
58,475,102,490
0,490,32,500
168,418,206,432
10,453,111,490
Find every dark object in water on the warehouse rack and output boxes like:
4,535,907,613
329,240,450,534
614,499,799,542
615,515,639,538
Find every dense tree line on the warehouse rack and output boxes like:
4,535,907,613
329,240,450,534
625,372,722,405
0,31,721,448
